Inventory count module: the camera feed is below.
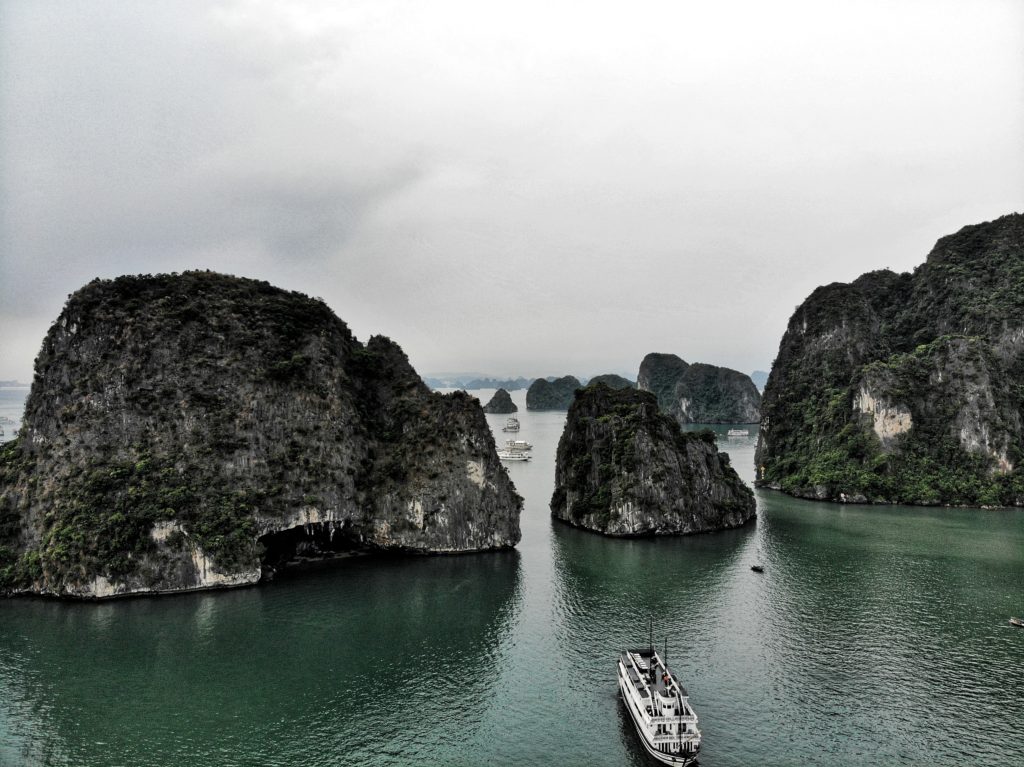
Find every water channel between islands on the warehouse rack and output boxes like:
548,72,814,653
1,387,1022,766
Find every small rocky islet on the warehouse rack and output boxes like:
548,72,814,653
0,272,521,599
757,212,1024,507
482,388,518,414
550,384,755,536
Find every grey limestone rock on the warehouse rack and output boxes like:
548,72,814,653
586,374,635,390
550,384,755,536
638,354,760,424
756,212,1024,506
526,376,581,410
482,388,518,414
0,272,521,598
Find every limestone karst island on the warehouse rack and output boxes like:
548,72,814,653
482,388,518,414
757,212,1024,507
0,273,521,598
551,384,755,535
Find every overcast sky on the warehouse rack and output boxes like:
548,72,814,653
1,0,1022,383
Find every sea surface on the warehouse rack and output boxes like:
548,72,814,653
0,387,27,446
1,387,1022,766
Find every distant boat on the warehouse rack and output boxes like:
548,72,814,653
727,429,750,437
504,439,532,451
502,417,520,433
1011,617,1024,628
497,448,530,462
751,565,764,573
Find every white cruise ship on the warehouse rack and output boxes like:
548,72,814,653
496,448,530,461
617,647,701,765
502,416,520,433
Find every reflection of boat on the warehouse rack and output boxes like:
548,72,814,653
502,417,520,433
504,439,532,451
618,646,701,765
1011,617,1024,628
726,428,750,437
751,564,764,573
497,448,530,462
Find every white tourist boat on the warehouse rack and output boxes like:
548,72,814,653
496,448,530,462
618,646,701,766
726,428,750,437
504,439,532,451
502,416,520,433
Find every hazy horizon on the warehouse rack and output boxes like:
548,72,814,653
2,1,1022,383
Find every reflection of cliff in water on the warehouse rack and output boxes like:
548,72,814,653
0,551,523,767
550,517,753,650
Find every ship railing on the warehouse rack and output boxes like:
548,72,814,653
650,714,697,726
650,732,700,745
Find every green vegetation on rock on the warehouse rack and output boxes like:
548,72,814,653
482,388,518,414
586,374,635,390
637,354,761,424
0,272,521,597
757,213,1024,507
526,376,581,410
550,384,755,536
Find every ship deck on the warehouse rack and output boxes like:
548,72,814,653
622,649,689,699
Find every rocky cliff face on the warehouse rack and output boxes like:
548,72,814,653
482,388,517,414
637,354,761,424
550,384,755,536
526,376,581,410
0,272,521,598
756,213,1024,506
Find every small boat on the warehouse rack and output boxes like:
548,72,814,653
1011,617,1024,628
751,565,764,573
502,416,520,433
618,644,701,765
727,428,750,437
504,439,532,451
497,448,530,462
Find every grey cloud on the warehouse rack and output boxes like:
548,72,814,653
2,0,1023,384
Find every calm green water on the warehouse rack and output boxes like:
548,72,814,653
1,389,1022,766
